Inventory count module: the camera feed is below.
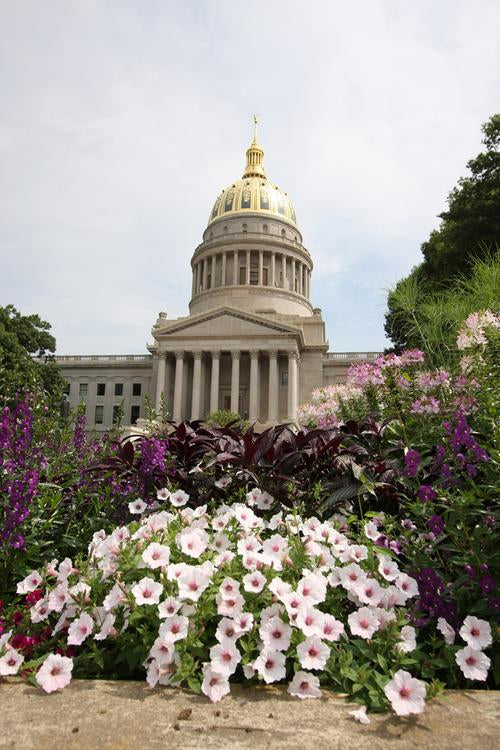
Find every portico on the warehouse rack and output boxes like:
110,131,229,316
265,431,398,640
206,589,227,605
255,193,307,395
154,342,301,424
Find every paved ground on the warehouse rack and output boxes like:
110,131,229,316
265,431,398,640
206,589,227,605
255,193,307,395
0,680,498,750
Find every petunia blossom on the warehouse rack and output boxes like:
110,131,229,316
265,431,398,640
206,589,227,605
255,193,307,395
260,617,292,652
209,639,242,676
287,670,321,699
67,612,94,646
455,647,490,681
348,607,379,639
0,648,24,676
296,635,330,670
128,499,147,515
142,542,170,569
384,670,426,716
201,663,230,703
459,616,492,650
131,577,163,606
253,648,286,684
349,705,370,724
36,654,73,694
17,570,43,594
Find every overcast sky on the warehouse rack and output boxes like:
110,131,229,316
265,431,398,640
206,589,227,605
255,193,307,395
1,0,499,354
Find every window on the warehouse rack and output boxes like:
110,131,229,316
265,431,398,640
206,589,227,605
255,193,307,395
95,405,104,424
112,405,122,424
132,383,142,397
79,383,88,397
114,383,123,396
63,382,70,395
262,268,269,285
130,405,140,425
281,371,288,386
97,383,106,396
239,266,246,284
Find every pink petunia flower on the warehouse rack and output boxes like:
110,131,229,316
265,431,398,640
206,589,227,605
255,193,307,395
209,639,242,677
260,617,292,652
131,577,163,606
243,570,266,594
36,654,73,693
287,670,321,699
158,597,181,619
348,607,379,639
296,636,330,670
384,670,426,716
158,615,189,643
436,617,455,644
17,570,43,594
178,528,209,558
142,543,170,569
128,499,147,514
254,648,286,684
67,612,94,646
177,567,210,602
350,705,370,723
169,490,190,507
320,614,344,642
455,647,490,681
201,663,230,703
0,648,24,676
459,616,492,650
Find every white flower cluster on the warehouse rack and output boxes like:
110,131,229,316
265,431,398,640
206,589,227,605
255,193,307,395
4,487,493,715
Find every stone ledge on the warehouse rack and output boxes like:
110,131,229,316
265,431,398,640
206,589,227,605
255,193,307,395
0,680,498,750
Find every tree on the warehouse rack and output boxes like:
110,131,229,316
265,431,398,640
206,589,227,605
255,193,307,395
385,114,500,355
0,305,64,403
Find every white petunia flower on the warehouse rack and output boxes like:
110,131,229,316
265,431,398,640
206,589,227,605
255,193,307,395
349,705,370,723
320,614,344,642
209,639,242,676
377,555,399,581
158,596,181,619
178,527,209,558
296,635,330,670
201,663,230,703
436,617,455,644
158,615,189,643
384,670,426,716
67,612,94,646
131,577,163,606
17,570,43,594
156,487,170,501
260,617,292,652
348,607,380,639
397,625,417,653
395,573,419,598
170,489,189,508
177,567,210,602
0,648,24,676
243,570,267,594
459,616,492,650
287,670,321,699
36,654,73,693
455,646,490,681
128,499,147,515
254,648,286,684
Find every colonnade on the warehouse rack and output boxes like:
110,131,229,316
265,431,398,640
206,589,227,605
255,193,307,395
155,349,299,424
191,250,311,297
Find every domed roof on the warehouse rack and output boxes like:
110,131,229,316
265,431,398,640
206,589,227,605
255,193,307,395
208,117,297,227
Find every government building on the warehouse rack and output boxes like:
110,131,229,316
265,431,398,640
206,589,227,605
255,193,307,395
56,120,377,430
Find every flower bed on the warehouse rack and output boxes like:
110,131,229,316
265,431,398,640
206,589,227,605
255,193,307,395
0,487,495,718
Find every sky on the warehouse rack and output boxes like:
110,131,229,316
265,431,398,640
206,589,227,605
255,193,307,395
1,0,499,354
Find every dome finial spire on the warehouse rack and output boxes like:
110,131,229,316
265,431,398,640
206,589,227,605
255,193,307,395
253,113,259,143
243,114,266,178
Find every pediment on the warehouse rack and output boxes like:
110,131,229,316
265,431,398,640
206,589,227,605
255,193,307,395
156,307,301,339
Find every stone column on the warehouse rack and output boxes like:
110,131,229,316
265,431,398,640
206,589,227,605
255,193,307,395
155,353,166,412
202,259,208,291
230,351,240,414
281,254,286,288
233,250,238,284
291,258,296,292
165,356,173,414
173,351,184,422
298,262,303,295
221,252,227,287
249,349,259,422
287,350,298,422
191,265,196,297
268,350,279,423
258,250,263,285
210,351,221,412
191,351,202,419
271,252,276,286
246,250,251,285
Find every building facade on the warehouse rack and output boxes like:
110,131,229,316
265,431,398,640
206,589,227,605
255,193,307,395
57,122,378,431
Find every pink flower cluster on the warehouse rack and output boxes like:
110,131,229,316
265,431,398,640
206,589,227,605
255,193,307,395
6,488,493,716
456,310,500,350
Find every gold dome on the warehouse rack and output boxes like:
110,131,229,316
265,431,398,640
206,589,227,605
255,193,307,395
208,116,297,227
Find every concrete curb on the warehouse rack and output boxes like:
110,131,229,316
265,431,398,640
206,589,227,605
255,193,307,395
0,680,498,749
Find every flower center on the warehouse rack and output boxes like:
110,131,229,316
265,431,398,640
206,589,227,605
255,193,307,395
466,656,476,666
265,659,274,670
471,627,480,636
399,687,411,698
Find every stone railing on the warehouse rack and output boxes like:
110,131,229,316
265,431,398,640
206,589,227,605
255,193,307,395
324,352,380,361
55,355,152,363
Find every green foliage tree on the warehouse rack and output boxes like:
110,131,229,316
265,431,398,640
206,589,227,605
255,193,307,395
0,304,64,403
386,114,500,355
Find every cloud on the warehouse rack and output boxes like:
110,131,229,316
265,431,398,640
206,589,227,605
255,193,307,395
1,0,499,353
